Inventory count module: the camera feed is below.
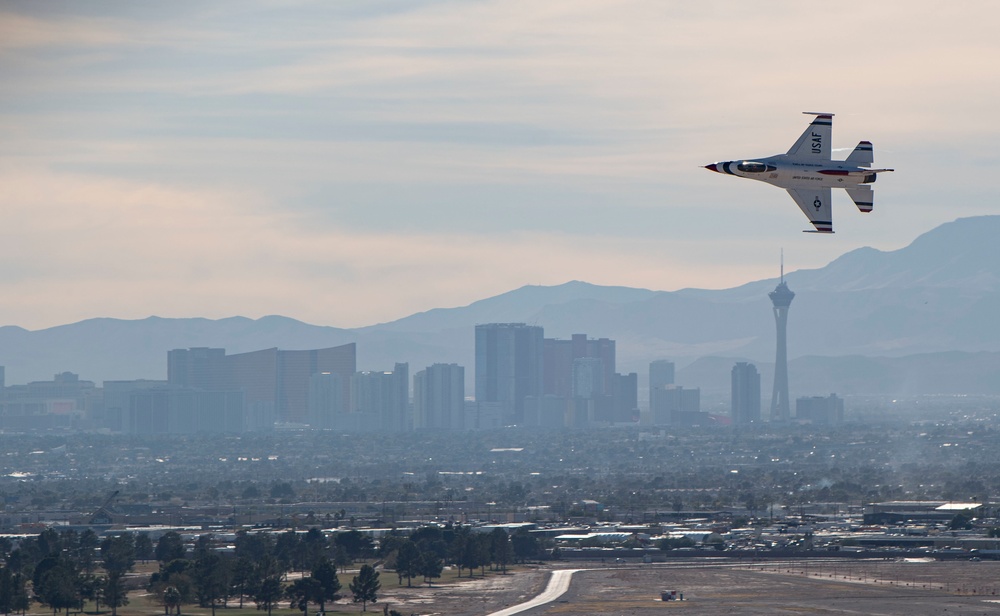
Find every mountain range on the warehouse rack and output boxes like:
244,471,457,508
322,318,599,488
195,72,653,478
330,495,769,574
3,215,1000,400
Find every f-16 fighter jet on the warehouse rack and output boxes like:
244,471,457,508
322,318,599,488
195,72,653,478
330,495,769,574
704,113,893,233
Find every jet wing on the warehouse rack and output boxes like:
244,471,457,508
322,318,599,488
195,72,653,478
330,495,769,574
787,187,833,233
786,113,833,160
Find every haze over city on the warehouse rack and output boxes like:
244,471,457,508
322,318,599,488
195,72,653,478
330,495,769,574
3,1,1000,330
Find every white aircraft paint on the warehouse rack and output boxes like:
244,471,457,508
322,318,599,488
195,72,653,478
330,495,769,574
705,113,893,233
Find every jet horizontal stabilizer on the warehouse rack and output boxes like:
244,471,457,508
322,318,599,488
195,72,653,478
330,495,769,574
846,186,874,212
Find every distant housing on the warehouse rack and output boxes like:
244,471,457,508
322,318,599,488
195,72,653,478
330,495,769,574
864,500,983,524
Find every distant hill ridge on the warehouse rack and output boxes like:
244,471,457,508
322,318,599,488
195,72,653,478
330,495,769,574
2,216,1000,397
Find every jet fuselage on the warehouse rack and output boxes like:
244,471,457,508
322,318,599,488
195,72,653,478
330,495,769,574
705,157,879,190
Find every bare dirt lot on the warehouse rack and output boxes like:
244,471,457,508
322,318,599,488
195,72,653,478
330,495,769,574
376,567,549,616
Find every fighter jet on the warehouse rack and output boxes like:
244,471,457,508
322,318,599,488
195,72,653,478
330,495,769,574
704,113,893,233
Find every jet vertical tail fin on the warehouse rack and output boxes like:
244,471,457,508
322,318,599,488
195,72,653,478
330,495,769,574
846,186,873,212
786,112,834,160
845,141,874,167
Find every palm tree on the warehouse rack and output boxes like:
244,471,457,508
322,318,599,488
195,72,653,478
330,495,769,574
163,586,181,616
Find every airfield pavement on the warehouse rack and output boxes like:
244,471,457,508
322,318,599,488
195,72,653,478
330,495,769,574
383,558,1000,615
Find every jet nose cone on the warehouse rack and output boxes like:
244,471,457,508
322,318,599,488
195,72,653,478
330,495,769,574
704,163,719,172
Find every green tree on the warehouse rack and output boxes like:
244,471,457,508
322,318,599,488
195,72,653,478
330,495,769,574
489,528,511,574
8,571,29,616
162,586,181,616
75,530,100,574
410,526,448,564
658,536,695,551
301,528,327,571
230,557,255,609
332,545,351,573
78,575,104,613
251,554,282,601
254,577,283,616
410,526,443,546
32,555,61,591
510,529,540,563
950,512,973,530
35,560,80,616
155,532,186,564
269,482,295,500
0,566,15,615
461,535,486,577
449,529,468,578
274,530,300,573
101,533,135,578
419,551,443,587
285,577,320,616
235,531,274,563
36,529,62,559
377,535,406,560
148,559,194,614
135,533,155,563
192,535,214,561
103,572,130,616
0,565,32,616
310,558,342,612
394,541,421,587
100,533,135,616
333,530,373,562
193,553,230,616
478,534,492,576
349,564,380,612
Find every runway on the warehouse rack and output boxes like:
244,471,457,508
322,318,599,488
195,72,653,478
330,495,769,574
485,568,581,616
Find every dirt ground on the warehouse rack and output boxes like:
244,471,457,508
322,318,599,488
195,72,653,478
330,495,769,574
383,558,1000,615
375,567,549,616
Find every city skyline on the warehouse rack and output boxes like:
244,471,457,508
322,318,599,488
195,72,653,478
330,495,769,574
2,213,1000,393
2,2,1000,330
3,328,649,433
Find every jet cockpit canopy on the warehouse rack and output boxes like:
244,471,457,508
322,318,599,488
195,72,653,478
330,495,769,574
737,161,774,173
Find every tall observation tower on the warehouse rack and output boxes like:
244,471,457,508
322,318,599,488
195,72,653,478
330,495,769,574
768,258,795,421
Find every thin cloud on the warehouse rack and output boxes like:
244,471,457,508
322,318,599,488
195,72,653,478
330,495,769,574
0,165,770,329
1,1,999,330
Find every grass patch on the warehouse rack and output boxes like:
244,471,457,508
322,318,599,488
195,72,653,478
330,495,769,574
69,563,524,616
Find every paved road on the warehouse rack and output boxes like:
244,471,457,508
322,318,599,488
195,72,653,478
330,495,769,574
485,569,582,616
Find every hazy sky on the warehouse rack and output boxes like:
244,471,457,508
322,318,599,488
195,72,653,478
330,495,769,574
2,1,998,330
